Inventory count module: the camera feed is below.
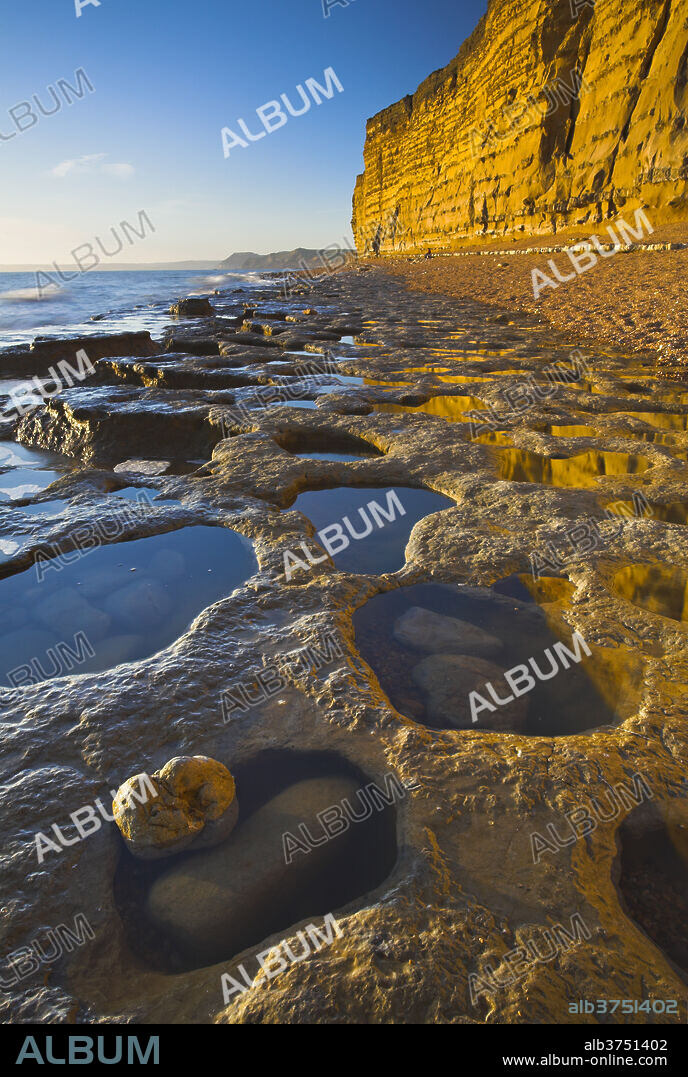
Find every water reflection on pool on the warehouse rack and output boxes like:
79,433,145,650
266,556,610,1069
498,449,651,488
0,525,257,687
353,580,632,735
291,485,454,574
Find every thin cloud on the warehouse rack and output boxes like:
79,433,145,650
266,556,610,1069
50,154,135,179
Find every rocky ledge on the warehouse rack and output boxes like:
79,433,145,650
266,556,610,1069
0,267,686,1024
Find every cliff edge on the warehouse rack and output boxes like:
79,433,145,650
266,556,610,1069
352,0,688,253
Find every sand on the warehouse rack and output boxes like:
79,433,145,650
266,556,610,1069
367,223,688,378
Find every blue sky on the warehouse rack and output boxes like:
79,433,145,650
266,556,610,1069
0,0,488,264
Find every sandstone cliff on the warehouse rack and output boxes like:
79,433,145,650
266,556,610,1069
352,0,688,253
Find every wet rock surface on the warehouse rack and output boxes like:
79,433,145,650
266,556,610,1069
169,298,215,317
0,268,687,1024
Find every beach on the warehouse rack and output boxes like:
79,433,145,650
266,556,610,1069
0,264,686,1022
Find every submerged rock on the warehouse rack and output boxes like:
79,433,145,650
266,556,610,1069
147,549,186,581
146,776,361,963
393,606,502,658
103,577,173,632
78,634,144,673
412,653,528,730
34,587,112,643
113,755,238,860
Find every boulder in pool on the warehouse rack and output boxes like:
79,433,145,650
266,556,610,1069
113,755,238,860
412,653,528,731
103,577,173,632
146,775,363,963
393,606,502,658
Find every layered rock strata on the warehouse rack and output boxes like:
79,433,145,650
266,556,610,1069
352,0,688,252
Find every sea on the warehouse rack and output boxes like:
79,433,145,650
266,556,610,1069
0,269,273,351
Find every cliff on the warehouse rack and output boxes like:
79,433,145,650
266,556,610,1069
220,248,355,270
352,0,688,253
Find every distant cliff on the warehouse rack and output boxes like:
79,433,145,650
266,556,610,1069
352,0,688,253
220,248,355,270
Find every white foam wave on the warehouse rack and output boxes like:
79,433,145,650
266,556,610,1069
0,286,45,302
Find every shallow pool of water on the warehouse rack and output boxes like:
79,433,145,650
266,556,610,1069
372,395,486,422
545,424,600,438
353,581,627,735
607,500,688,525
615,801,688,982
290,485,454,574
612,563,688,622
0,441,74,501
622,411,688,431
436,374,496,384
11,499,71,517
114,749,398,974
110,486,181,507
471,430,514,446
498,449,651,488
0,525,257,688
0,469,67,501
390,365,452,376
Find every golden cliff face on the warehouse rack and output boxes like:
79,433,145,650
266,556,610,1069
352,0,688,253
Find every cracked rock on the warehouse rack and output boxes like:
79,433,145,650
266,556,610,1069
112,755,239,860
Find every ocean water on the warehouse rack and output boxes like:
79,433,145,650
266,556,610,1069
0,269,272,351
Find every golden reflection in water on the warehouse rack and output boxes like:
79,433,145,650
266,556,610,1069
391,366,451,375
607,500,688,525
622,412,688,431
372,395,486,421
437,374,494,384
581,644,646,720
363,378,413,388
482,368,535,376
521,576,575,604
472,430,514,446
547,424,600,438
429,347,514,361
613,563,688,622
521,575,644,719
623,429,679,447
498,449,651,488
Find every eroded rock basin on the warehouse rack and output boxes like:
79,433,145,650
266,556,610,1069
354,579,641,735
615,800,688,983
290,485,454,574
0,525,256,687
114,751,398,973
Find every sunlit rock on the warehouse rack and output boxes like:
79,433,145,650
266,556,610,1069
113,755,239,860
